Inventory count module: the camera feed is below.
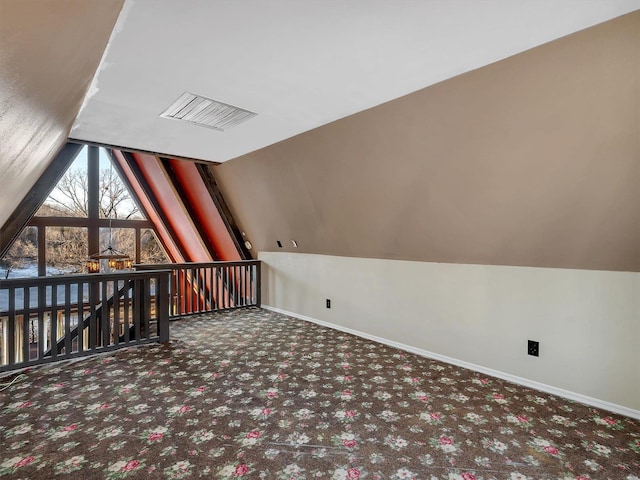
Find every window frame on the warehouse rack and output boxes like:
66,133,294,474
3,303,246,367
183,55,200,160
25,145,168,276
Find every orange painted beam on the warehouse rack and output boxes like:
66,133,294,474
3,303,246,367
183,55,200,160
111,150,183,262
129,152,212,262
168,159,241,261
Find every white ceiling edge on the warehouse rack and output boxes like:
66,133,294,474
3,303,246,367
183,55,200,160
70,0,640,163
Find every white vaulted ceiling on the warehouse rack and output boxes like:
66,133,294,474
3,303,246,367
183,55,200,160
70,0,640,163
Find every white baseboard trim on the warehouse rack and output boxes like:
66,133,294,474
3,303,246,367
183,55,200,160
262,305,640,420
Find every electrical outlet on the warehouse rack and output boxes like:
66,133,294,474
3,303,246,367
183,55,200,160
528,340,539,357
326,299,331,309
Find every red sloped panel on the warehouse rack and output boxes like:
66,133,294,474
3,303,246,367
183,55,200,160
128,152,212,262
168,159,241,261
112,150,184,262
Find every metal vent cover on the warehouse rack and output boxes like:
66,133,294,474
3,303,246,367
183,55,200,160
160,92,256,131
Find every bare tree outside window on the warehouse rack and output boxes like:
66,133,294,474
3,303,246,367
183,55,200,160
40,166,141,220
0,227,38,278
42,168,89,217
46,226,88,274
99,166,143,220
2,146,171,277
141,229,170,264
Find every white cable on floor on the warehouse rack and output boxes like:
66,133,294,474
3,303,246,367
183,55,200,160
0,374,27,392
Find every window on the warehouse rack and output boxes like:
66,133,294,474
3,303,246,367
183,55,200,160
98,152,145,220
0,227,38,279
20,145,170,276
45,226,88,275
36,151,88,218
140,229,170,264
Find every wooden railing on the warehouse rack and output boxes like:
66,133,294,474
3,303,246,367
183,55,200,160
0,270,170,372
135,261,261,318
0,261,260,372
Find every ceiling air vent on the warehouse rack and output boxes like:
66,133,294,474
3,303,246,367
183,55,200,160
160,92,256,131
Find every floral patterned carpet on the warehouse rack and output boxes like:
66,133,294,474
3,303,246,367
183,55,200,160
0,307,638,479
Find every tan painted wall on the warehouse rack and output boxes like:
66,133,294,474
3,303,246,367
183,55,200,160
215,12,640,272
260,251,640,414
0,0,123,228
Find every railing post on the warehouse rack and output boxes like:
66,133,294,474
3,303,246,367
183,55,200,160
8,289,15,365
256,261,261,307
22,287,30,361
88,280,98,350
50,284,58,359
157,272,170,343
143,277,151,339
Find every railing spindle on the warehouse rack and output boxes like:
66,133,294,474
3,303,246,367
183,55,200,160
209,268,214,310
144,277,151,339
89,281,98,351
134,279,142,341
241,265,246,307
64,283,71,355
199,268,203,312
101,279,109,348
256,262,261,307
123,279,131,344
50,285,58,359
214,266,219,310
8,287,16,365
157,272,169,343
226,266,231,309
22,287,30,362
113,281,120,346
37,286,45,359
80,282,86,351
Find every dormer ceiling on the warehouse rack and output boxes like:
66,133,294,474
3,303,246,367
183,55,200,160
70,0,640,163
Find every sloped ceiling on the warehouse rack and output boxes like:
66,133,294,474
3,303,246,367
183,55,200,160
70,0,640,163
213,12,640,272
0,0,124,228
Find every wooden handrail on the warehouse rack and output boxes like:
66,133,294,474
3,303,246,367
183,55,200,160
134,260,261,270
0,270,162,288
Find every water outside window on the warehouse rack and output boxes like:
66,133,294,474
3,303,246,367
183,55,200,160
46,226,88,275
0,226,38,279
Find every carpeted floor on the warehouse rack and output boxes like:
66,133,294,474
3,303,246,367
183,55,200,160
0,307,638,479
